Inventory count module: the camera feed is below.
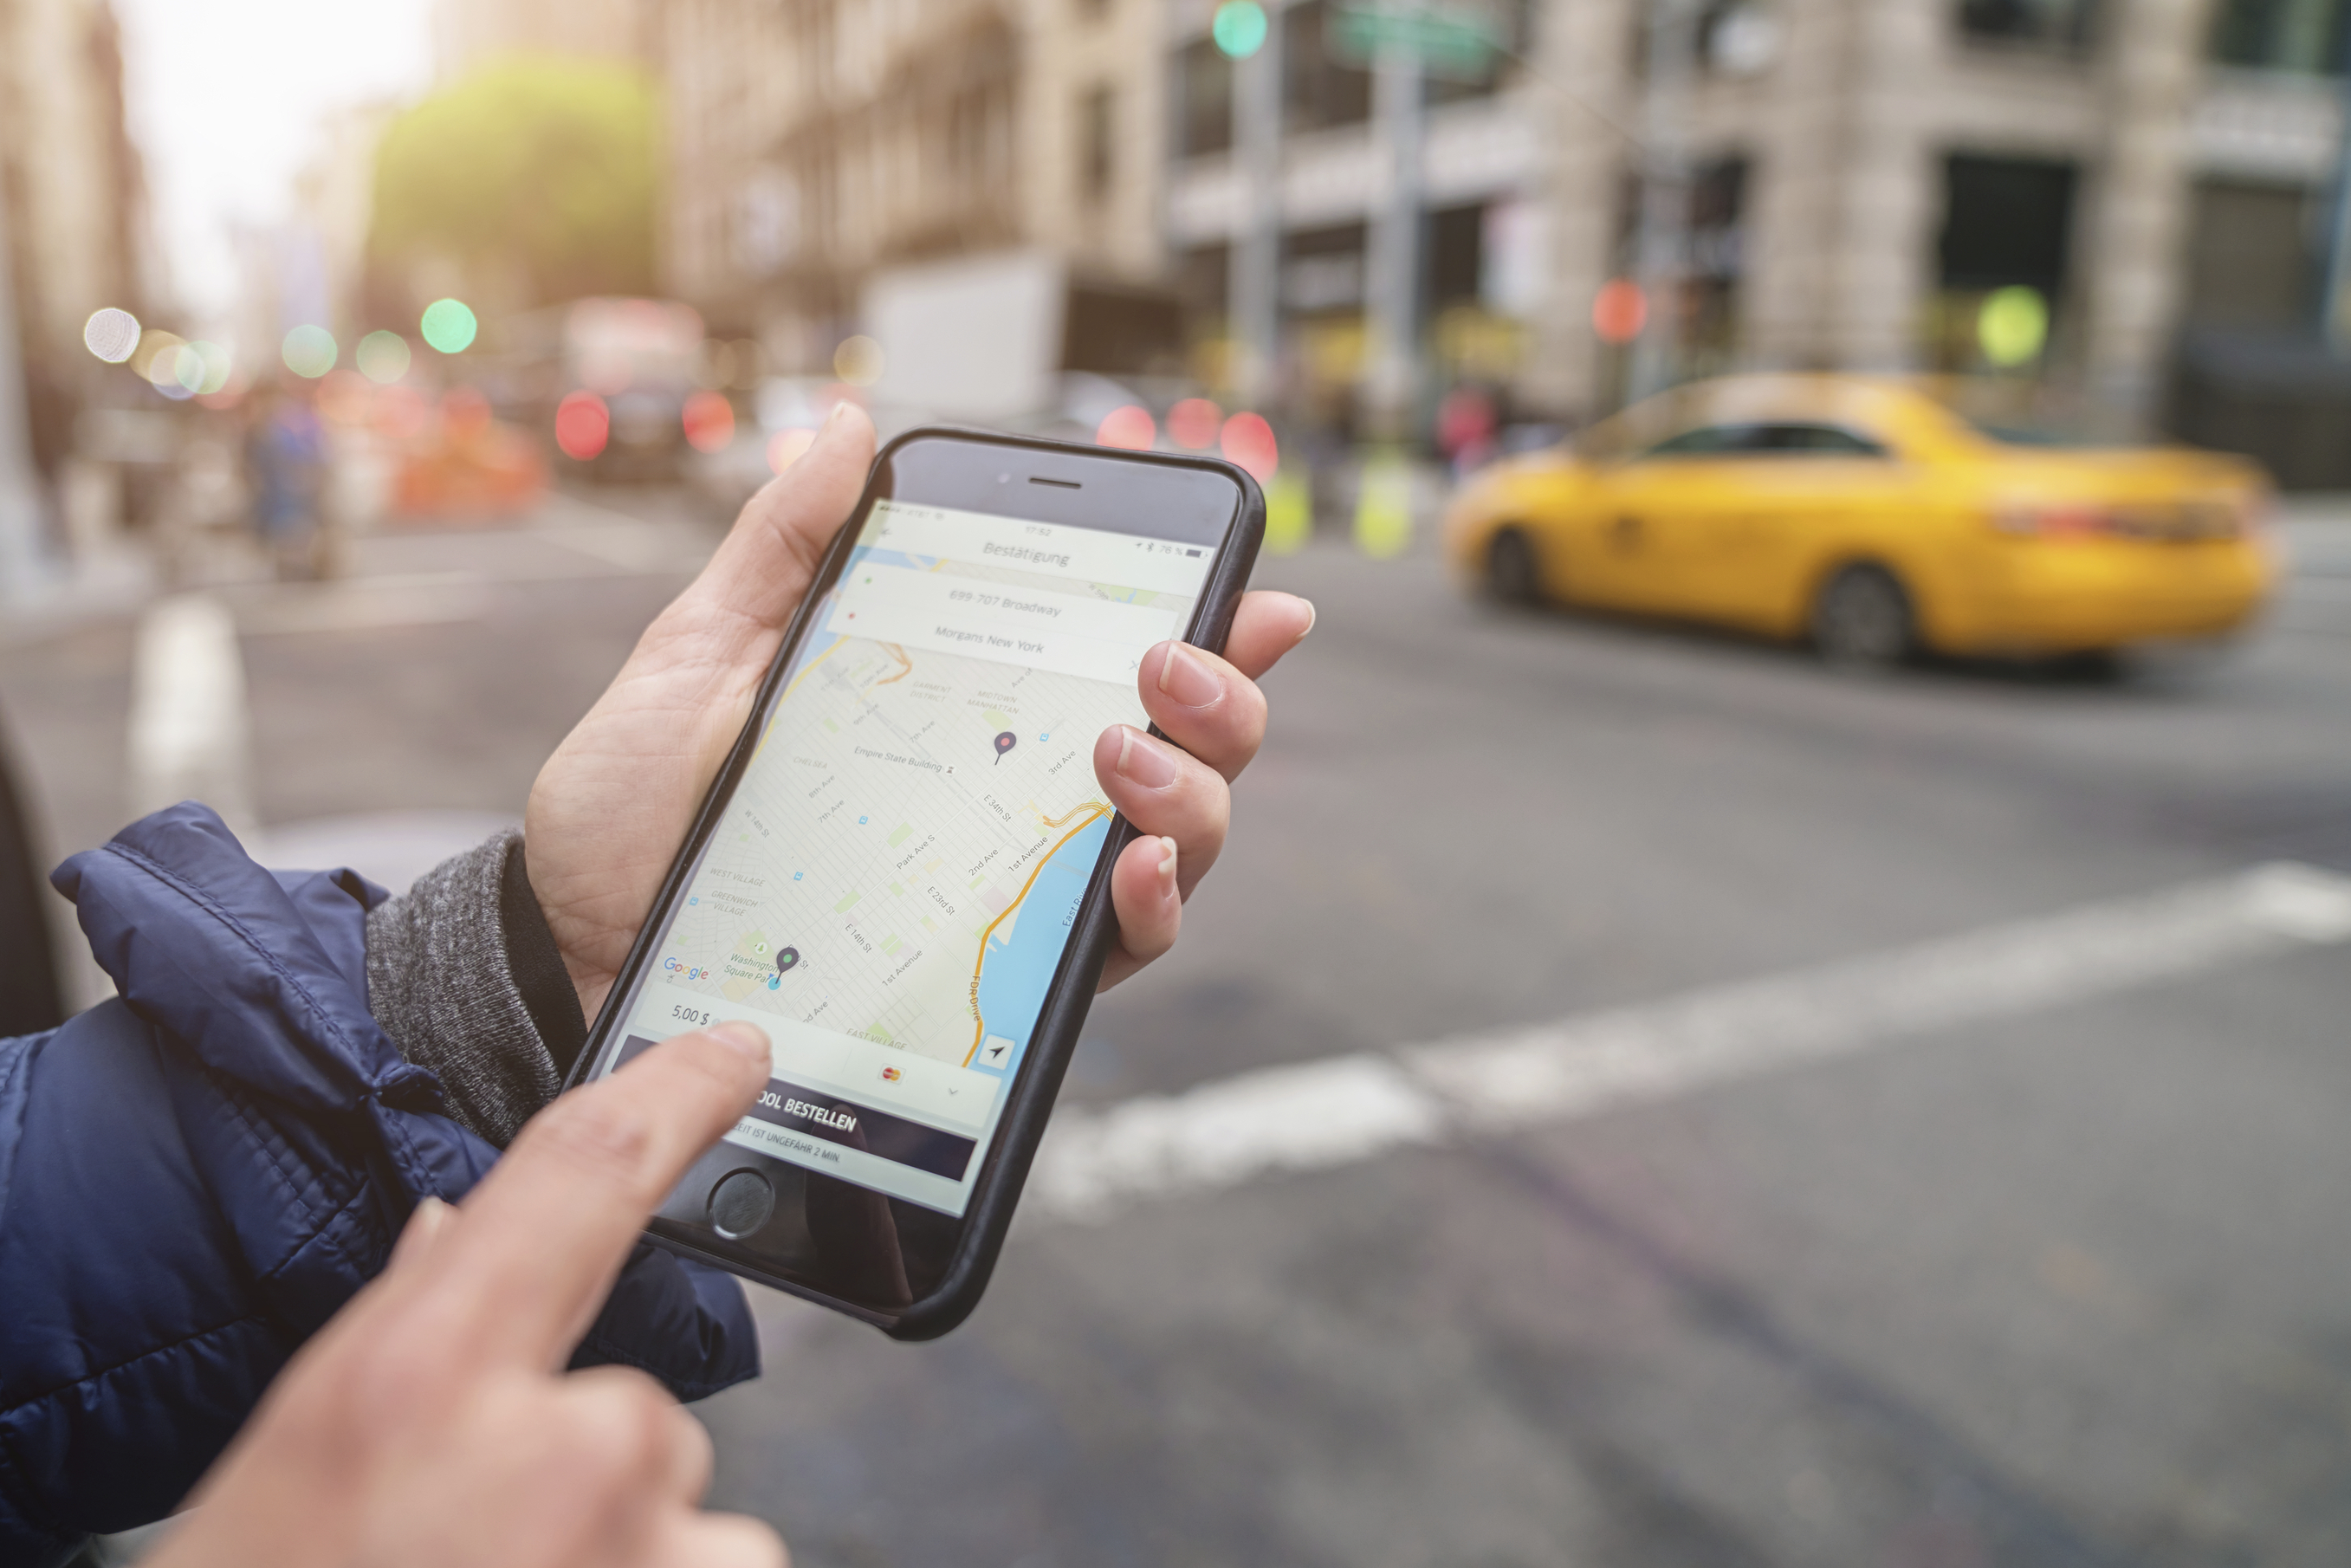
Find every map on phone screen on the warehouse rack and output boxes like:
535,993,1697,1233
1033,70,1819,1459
610,497,1214,1213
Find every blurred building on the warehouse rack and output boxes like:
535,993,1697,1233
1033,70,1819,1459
663,0,1170,370
1171,0,2351,461
0,0,151,485
433,0,657,81
656,0,2351,476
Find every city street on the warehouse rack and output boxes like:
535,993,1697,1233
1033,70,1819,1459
10,494,2351,1565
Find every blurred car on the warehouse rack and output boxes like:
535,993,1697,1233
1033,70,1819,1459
1442,375,2276,663
390,389,547,522
494,297,706,483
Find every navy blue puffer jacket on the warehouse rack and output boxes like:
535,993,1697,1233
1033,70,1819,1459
0,806,759,1566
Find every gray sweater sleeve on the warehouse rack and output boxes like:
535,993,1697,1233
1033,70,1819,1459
363,830,590,1148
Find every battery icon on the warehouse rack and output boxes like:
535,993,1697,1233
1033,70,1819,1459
1185,548,1201,556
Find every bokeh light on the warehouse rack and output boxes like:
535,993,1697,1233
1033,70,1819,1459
147,343,199,400
357,330,413,385
683,390,736,452
133,331,188,398
372,384,430,442
1169,397,1223,450
1264,470,1312,555
1592,279,1648,346
188,340,233,396
554,390,610,460
443,386,493,438
833,335,884,386
767,428,818,474
1213,0,1268,58
319,369,373,425
1353,450,1413,559
1979,286,2048,368
282,324,338,379
130,329,181,381
83,308,140,363
1219,411,1279,480
1096,404,1156,450
420,298,479,354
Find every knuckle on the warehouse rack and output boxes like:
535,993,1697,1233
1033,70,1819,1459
566,1370,679,1478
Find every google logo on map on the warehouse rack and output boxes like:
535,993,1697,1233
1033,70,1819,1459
662,957,714,982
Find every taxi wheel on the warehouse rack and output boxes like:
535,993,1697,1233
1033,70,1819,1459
1811,564,1916,667
1486,528,1543,605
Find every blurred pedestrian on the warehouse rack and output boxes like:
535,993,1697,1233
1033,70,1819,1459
244,383,326,580
1436,384,1499,479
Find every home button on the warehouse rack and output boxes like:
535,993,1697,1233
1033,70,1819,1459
708,1170,774,1240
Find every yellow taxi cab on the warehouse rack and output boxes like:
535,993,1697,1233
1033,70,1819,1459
1441,375,2276,663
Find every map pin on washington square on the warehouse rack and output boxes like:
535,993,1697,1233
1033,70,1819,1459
994,731,1018,765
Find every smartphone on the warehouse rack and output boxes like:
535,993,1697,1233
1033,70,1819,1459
567,428,1264,1338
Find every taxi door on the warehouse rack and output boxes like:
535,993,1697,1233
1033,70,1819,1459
1577,424,1758,616
1665,424,1909,632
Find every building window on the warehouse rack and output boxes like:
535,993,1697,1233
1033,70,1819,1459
2210,0,2349,73
1179,242,1232,322
1426,0,1532,105
1957,0,2096,50
1284,0,1372,131
1176,38,1234,157
1283,222,1368,314
1931,153,2078,368
1081,86,1115,204
2179,180,2315,330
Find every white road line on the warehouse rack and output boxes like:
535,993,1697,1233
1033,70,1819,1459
126,593,253,832
1029,862,2351,1222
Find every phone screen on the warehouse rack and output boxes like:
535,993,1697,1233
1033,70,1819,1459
599,492,1219,1217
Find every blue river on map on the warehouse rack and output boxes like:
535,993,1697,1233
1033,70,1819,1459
971,815,1111,1077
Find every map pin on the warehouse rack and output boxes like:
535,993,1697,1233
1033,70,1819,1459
994,731,1017,765
775,946,800,975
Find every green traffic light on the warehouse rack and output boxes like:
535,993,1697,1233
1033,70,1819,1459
1213,0,1267,58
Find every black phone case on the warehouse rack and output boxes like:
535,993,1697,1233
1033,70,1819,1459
563,425,1266,1339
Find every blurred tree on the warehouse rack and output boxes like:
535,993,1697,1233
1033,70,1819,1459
371,59,659,308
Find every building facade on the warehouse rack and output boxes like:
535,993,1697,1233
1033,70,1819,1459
663,0,1171,370
658,0,2351,467
0,0,150,483
1166,0,2351,458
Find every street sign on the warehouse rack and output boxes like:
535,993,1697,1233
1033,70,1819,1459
1330,6,1503,79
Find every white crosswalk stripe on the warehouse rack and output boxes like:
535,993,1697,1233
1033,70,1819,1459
1030,862,2351,1222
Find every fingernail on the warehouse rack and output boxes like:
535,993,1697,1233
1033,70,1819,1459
709,1020,771,1064
1115,726,1180,789
823,400,848,428
1296,599,1318,640
1156,643,1223,708
1156,836,1179,895
394,1195,452,1268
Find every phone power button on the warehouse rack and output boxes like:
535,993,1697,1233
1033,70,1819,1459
708,1170,774,1240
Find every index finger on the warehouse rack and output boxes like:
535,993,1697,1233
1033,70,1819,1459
421,1021,773,1370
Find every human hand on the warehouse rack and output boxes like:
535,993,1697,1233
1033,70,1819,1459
526,405,1314,1017
146,1022,786,1568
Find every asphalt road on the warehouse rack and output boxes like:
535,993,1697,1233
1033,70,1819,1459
9,491,2351,1566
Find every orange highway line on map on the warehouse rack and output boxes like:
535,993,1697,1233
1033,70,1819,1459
964,801,1112,1066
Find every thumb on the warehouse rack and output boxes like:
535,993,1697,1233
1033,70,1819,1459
692,401,876,628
